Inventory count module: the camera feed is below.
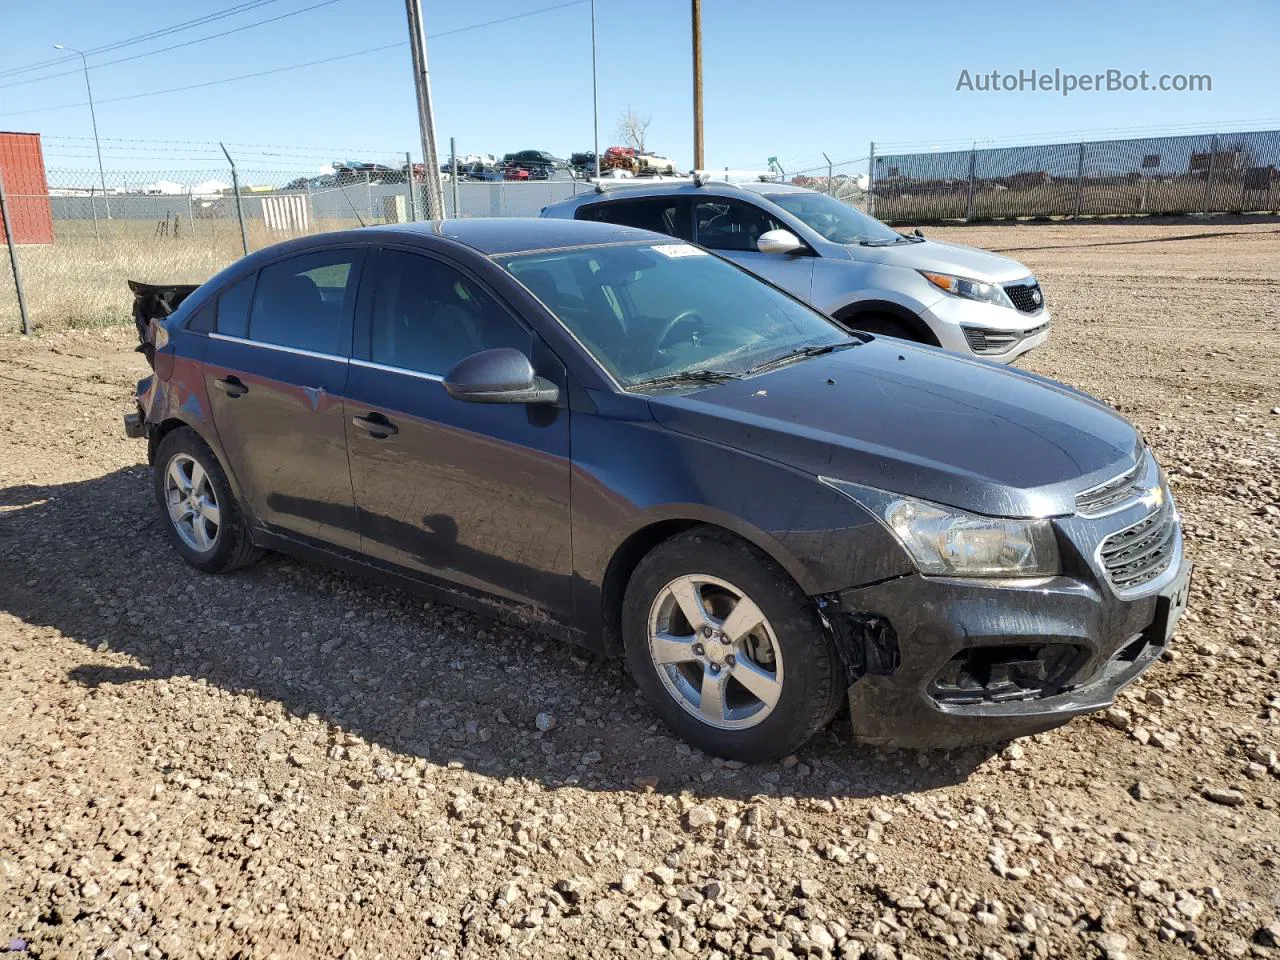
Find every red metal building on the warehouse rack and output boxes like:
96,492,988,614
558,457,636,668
0,131,55,245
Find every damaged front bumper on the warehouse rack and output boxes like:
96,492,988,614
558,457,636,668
830,553,1192,749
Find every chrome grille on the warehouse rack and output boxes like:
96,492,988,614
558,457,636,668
1076,460,1144,516
1099,501,1178,591
962,320,1050,355
1004,282,1044,314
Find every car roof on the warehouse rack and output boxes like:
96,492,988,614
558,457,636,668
543,179,816,212
368,217,666,255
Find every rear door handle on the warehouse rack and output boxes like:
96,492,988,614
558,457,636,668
213,376,248,398
351,413,398,438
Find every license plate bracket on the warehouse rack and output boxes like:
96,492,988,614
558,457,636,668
1153,563,1192,645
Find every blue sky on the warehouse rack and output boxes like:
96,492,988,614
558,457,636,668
1,0,1277,178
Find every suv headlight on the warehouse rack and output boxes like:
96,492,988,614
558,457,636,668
920,270,1014,309
821,479,1060,577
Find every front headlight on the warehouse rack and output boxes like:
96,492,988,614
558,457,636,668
822,478,1060,577
919,270,1014,309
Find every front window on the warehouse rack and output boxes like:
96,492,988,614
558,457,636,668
499,242,854,388
764,192,903,245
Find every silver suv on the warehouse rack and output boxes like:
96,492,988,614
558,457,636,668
541,181,1050,361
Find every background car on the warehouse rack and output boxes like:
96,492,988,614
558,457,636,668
502,150,557,180
541,181,1051,362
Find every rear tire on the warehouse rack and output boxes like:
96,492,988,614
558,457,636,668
621,527,843,762
846,314,919,343
153,427,262,574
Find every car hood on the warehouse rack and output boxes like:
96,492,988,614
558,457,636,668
647,340,1140,518
843,238,1032,283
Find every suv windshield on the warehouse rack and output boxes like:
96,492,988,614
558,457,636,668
499,242,853,388
764,192,903,245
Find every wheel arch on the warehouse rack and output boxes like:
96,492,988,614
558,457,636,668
148,415,248,512
597,510,822,656
833,299,941,347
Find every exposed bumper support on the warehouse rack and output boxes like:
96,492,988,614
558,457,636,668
834,558,1191,748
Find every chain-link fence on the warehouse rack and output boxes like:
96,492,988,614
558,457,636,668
1,159,586,333
870,129,1280,223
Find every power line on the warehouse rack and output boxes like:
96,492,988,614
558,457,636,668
0,0,590,119
0,0,284,80
0,0,344,91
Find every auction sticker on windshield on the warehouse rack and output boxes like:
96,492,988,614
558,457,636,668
652,243,707,258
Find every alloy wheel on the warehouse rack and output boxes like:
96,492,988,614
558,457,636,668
647,574,784,730
164,452,221,553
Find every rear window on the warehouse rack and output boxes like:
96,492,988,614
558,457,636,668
580,199,684,239
215,275,255,338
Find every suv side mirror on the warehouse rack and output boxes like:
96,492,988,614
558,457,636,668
756,229,805,256
443,348,560,405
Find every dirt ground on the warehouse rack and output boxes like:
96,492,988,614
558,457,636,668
1,220,1278,960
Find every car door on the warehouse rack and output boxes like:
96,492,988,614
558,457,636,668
203,246,365,551
693,197,814,300
344,245,574,619
577,197,693,241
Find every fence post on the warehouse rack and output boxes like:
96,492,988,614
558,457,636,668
89,185,100,243
1073,141,1086,219
1202,133,1219,214
866,141,876,216
0,167,32,335
404,151,416,221
965,146,977,222
220,143,249,257
450,137,460,219
822,152,834,197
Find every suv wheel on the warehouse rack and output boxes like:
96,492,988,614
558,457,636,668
622,527,843,762
153,427,262,574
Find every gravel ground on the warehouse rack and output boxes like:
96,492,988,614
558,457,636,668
1,220,1278,960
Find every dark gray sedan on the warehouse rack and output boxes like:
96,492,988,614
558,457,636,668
125,218,1191,761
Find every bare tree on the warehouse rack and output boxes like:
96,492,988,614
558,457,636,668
615,107,652,153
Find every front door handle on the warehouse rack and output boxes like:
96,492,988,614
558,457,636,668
351,413,398,438
213,376,248,398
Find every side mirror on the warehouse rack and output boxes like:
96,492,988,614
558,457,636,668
443,348,560,405
756,229,805,256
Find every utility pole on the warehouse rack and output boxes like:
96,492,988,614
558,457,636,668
54,44,109,219
691,0,704,171
405,0,446,219
591,0,601,180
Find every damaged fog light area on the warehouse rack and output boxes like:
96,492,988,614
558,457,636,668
929,643,1086,705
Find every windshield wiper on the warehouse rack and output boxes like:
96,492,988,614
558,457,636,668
745,340,861,376
629,369,742,390
858,236,910,246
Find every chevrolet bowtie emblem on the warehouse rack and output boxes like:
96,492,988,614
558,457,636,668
1140,484,1164,510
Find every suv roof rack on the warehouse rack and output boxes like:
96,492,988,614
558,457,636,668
593,176,694,194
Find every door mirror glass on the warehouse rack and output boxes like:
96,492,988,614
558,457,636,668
443,348,559,405
756,229,805,256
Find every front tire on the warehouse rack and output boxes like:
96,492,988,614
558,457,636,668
153,427,261,574
622,527,844,762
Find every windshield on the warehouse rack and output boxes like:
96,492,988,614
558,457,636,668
499,242,853,388
765,192,903,245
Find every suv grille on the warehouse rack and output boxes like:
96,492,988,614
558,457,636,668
963,320,1049,355
1099,501,1178,591
1004,282,1044,314
1076,460,1144,516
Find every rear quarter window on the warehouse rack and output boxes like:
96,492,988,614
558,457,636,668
215,274,256,338
185,303,215,333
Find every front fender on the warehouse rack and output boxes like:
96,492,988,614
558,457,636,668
569,411,913,640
